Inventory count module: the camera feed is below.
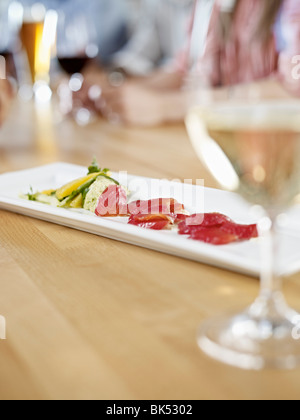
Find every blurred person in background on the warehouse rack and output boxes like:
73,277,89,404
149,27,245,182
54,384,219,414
89,0,300,127
198,0,300,96
112,0,204,77
75,0,215,126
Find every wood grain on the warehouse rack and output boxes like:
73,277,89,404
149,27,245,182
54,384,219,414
0,99,300,400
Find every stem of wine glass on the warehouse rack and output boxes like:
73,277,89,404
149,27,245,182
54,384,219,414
197,209,300,370
250,215,289,319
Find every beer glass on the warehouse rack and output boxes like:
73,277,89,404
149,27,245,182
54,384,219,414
19,3,57,89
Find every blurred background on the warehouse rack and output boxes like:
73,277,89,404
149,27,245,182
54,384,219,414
0,0,213,125
0,0,136,102
0,0,214,172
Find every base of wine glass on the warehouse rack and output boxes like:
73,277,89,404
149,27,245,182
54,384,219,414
198,303,300,370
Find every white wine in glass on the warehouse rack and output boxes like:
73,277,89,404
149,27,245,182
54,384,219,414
186,100,300,370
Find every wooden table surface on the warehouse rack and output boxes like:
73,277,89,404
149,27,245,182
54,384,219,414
0,98,300,400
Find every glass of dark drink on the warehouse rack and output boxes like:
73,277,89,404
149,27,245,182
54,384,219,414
56,6,99,125
56,5,98,75
57,56,90,76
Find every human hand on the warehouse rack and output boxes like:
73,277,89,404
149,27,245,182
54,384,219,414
99,82,165,127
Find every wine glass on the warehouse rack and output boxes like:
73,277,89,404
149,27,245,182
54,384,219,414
185,80,300,370
56,10,98,76
56,4,99,125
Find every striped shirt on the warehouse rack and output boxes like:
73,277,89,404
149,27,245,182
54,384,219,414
199,0,300,93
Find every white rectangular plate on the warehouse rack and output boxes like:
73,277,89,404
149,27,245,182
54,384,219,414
0,163,300,277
